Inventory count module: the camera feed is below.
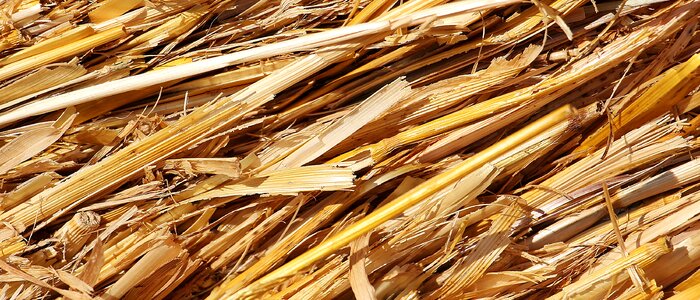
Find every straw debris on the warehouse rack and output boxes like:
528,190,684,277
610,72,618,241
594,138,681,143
0,0,696,298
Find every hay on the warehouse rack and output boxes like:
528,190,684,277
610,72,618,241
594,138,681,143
0,0,697,298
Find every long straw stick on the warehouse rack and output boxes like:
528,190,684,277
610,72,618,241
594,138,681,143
0,0,519,127
219,104,575,298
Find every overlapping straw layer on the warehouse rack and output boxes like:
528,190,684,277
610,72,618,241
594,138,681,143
0,0,697,299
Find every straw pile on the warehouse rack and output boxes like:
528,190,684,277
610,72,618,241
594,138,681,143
0,0,698,299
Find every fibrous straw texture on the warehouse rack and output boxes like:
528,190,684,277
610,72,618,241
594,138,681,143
0,0,697,299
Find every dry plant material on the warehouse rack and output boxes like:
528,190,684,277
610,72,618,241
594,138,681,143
0,0,696,299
